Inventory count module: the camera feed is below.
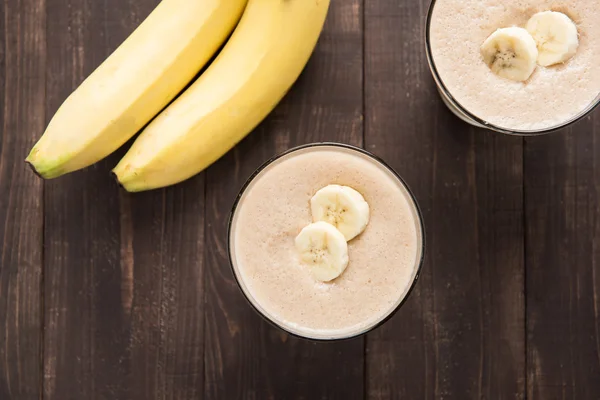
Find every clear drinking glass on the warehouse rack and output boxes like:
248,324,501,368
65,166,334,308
425,0,600,136
227,143,425,340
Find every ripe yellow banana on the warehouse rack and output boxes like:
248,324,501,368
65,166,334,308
113,0,331,192
26,0,247,179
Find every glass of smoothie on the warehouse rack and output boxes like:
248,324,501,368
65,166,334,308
228,143,425,340
426,0,600,135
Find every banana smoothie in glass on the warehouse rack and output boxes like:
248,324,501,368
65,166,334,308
426,0,600,135
228,144,424,340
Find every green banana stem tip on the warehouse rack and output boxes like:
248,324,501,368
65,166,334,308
25,159,44,179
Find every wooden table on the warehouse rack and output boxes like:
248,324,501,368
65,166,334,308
1,0,599,399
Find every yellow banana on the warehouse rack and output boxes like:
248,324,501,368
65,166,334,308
113,0,331,192
27,0,247,178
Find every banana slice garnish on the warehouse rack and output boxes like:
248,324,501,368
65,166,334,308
480,27,539,82
295,221,350,282
526,11,579,67
310,184,370,241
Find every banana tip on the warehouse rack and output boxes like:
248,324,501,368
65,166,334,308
25,159,44,179
111,171,126,191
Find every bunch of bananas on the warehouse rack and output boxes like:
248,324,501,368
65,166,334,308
26,0,330,192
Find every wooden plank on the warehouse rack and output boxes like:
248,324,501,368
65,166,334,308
203,3,365,399
525,113,600,399
0,1,45,399
43,0,134,398
364,1,526,399
124,180,205,400
44,1,204,399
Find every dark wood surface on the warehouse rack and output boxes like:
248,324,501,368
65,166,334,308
0,0,598,399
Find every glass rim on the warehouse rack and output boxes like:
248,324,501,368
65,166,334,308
227,142,426,341
425,0,600,136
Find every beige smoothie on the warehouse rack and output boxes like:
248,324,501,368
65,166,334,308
428,0,600,131
229,145,423,340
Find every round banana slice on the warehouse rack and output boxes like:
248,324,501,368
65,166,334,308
295,221,349,282
526,11,579,67
310,185,370,241
480,27,539,82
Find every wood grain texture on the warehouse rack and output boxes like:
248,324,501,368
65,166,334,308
43,0,132,398
364,1,526,399
0,1,45,399
525,112,600,399
124,181,205,400
203,2,365,399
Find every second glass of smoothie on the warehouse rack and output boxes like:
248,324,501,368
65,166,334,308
228,143,425,340
426,0,600,135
